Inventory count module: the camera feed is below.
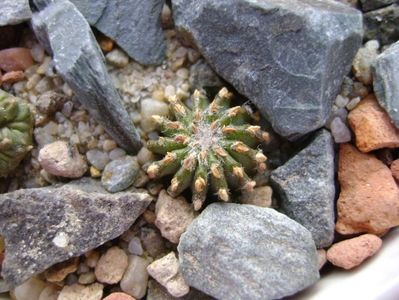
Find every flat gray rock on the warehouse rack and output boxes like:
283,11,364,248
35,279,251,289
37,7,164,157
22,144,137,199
373,42,399,128
101,156,140,192
271,130,336,248
178,203,319,300
0,0,31,26
30,0,142,153
69,0,107,24
172,0,362,140
364,4,399,45
0,178,152,287
94,0,166,65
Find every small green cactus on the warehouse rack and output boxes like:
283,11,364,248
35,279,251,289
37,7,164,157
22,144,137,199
146,87,269,210
0,89,34,177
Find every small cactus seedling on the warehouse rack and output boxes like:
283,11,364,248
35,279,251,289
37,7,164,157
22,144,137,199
146,88,269,210
0,89,34,177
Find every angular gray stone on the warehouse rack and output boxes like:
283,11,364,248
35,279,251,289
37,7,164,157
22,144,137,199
372,41,399,128
101,156,140,192
94,0,166,65
30,0,142,153
0,178,152,287
69,0,107,24
271,130,335,248
178,203,319,300
364,4,399,45
0,0,32,26
360,0,396,12
172,0,363,140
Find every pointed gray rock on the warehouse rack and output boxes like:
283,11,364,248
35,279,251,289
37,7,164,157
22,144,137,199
0,178,152,287
178,203,319,300
172,0,363,140
30,0,142,153
271,130,335,248
0,0,31,26
372,41,399,128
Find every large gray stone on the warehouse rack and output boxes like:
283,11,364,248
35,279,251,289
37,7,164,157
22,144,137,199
178,203,319,300
94,0,166,65
0,0,31,26
0,178,152,287
69,0,107,24
271,130,336,248
172,0,363,140
360,0,396,12
30,0,142,153
372,41,399,128
364,4,399,45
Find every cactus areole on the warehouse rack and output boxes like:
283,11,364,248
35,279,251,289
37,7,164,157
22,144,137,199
146,88,270,210
0,89,34,177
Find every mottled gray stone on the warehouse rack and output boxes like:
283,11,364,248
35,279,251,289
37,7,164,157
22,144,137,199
30,0,142,153
178,203,319,300
101,156,140,192
364,4,399,45
69,0,107,24
271,130,335,248
372,41,399,128
94,0,166,65
0,178,152,287
360,0,396,12
172,0,363,140
0,0,31,26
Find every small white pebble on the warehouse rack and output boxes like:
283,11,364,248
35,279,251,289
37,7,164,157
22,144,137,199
30,43,45,63
164,85,176,98
106,49,129,68
109,148,126,160
128,237,143,255
53,232,69,248
331,117,351,143
86,149,110,170
335,95,349,108
346,97,361,110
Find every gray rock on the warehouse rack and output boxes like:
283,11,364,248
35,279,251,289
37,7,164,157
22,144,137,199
172,0,363,140
69,0,107,24
101,156,140,192
364,4,399,45
360,0,396,12
0,0,31,26
94,0,166,65
271,130,335,248
0,177,152,287
372,41,399,128
178,203,319,300
30,0,142,153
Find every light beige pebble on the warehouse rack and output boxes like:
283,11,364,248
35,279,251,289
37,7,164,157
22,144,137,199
57,283,103,300
95,246,129,284
352,40,379,85
85,250,100,268
140,98,169,132
327,234,382,270
103,139,117,152
155,190,197,244
38,285,60,300
317,249,327,270
120,255,151,299
38,141,88,178
239,186,273,207
137,147,155,165
14,278,46,300
147,252,189,298
106,49,129,68
78,272,96,285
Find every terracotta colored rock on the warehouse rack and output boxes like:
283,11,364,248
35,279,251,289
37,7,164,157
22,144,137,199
336,144,399,234
348,95,399,152
0,48,34,72
390,159,399,181
103,292,136,300
327,234,382,269
45,257,79,282
1,70,24,84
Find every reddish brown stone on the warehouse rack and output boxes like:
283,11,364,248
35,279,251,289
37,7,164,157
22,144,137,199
103,292,136,300
327,234,382,269
348,95,399,152
1,70,25,84
391,159,399,181
0,48,34,72
336,144,399,234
